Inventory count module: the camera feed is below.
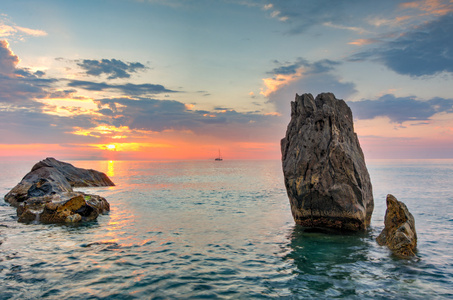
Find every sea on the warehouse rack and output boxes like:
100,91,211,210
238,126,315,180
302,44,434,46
0,159,452,299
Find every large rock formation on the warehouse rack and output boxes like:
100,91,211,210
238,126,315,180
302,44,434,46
4,158,114,224
377,194,417,258
30,157,115,187
281,93,374,231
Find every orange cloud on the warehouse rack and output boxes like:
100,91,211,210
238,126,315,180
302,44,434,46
36,94,103,118
203,113,216,118
260,68,304,97
93,142,173,152
400,0,453,15
70,125,134,139
184,103,195,110
264,112,282,116
349,38,380,46
369,15,413,27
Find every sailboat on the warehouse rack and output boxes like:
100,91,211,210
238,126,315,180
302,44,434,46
215,149,223,161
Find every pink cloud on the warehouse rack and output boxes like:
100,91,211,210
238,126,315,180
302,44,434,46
400,0,453,16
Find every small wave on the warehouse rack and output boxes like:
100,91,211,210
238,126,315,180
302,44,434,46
80,241,120,251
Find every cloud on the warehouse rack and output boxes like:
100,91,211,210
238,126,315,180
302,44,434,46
14,26,47,37
322,22,368,34
0,16,47,38
0,40,108,145
0,38,282,150
0,108,98,144
0,40,19,75
263,0,356,33
262,58,356,117
348,38,381,46
93,97,283,142
261,70,303,98
399,0,453,16
261,58,341,98
267,58,340,76
0,37,283,150
351,13,453,76
67,80,178,95
260,0,402,34
96,97,228,131
348,94,453,123
267,58,307,75
77,59,147,80
0,40,56,105
96,97,189,131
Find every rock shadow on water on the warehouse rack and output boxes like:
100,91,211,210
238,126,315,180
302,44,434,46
285,225,372,267
280,225,377,297
279,225,446,298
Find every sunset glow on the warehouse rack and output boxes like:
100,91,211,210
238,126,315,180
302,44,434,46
1,1,452,160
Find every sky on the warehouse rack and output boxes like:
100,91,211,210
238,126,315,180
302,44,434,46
0,0,452,160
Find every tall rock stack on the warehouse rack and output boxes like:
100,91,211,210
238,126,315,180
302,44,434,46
281,93,374,231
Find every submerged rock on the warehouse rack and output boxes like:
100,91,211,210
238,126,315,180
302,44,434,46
4,158,113,224
377,194,417,258
281,93,374,231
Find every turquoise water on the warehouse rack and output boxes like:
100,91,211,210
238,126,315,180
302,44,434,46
0,159,452,299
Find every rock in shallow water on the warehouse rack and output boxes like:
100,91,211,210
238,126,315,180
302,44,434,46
281,93,374,231
4,158,113,224
31,157,115,187
377,194,417,258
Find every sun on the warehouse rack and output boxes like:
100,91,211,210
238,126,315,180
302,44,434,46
107,144,116,150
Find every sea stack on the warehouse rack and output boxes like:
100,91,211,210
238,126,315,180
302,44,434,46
4,158,114,224
377,194,417,258
281,93,374,231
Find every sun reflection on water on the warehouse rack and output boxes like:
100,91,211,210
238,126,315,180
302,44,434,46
107,160,115,177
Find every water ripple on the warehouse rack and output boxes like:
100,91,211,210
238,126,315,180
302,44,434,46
1,160,453,299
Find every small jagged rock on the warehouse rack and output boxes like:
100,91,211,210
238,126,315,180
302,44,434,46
281,93,374,231
377,194,417,258
4,158,113,224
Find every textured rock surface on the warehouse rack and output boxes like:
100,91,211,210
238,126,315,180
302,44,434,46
377,194,417,258
4,158,113,224
281,93,374,231
31,157,115,187
4,166,73,208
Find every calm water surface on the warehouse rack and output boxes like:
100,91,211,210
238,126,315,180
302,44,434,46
0,159,452,299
